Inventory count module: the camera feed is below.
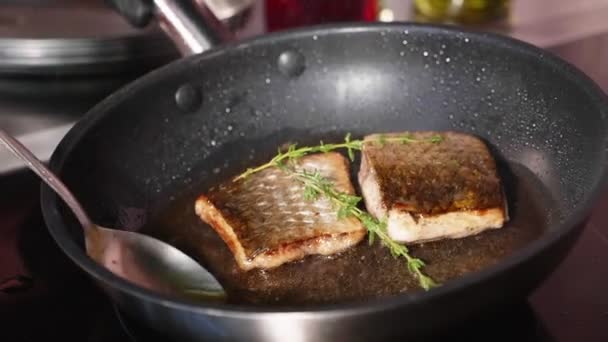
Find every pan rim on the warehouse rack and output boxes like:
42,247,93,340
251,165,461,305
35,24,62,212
42,21,608,319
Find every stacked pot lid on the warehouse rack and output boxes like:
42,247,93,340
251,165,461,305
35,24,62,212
0,2,179,75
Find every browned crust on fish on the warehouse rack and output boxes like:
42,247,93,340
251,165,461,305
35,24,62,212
195,153,366,271
361,131,505,215
358,131,508,244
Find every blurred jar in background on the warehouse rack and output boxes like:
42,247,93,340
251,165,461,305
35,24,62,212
414,0,509,25
265,0,378,32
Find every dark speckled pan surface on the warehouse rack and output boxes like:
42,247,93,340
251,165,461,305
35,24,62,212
41,23,608,341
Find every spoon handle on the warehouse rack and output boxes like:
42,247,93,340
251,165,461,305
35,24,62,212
0,129,94,230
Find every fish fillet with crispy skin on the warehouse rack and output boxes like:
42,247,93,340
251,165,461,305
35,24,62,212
195,152,366,271
358,131,508,244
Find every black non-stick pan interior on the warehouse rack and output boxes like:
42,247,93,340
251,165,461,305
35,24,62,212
44,23,608,308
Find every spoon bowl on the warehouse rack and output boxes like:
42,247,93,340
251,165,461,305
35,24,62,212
86,224,225,300
0,128,225,301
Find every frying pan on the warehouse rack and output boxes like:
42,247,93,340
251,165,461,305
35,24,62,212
41,1,608,341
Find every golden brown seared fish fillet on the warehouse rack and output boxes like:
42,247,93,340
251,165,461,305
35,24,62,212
195,152,366,271
358,131,508,244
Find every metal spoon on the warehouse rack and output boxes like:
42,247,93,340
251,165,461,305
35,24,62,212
0,129,225,301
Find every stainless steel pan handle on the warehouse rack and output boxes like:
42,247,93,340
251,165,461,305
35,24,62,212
106,0,233,56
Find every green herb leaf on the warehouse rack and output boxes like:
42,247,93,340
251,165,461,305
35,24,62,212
303,185,319,201
430,134,444,143
368,230,376,245
347,147,355,161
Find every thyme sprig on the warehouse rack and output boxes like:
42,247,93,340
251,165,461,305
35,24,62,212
233,133,442,181
286,168,437,290
232,132,444,290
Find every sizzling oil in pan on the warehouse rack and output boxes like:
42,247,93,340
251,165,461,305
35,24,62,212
141,161,553,306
